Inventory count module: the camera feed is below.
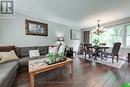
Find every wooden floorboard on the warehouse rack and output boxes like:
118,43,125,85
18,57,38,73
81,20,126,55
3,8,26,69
122,63,130,85
110,63,128,87
12,56,130,87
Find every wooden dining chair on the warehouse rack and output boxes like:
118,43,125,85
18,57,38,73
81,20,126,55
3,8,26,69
78,43,84,54
84,44,93,60
101,42,121,63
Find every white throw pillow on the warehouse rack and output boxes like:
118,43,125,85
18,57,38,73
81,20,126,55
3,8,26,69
0,52,4,58
48,46,58,54
29,50,40,58
0,52,7,62
0,50,18,63
0,52,7,59
58,45,65,54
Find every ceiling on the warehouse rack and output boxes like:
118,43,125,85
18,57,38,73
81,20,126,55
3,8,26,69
16,0,130,28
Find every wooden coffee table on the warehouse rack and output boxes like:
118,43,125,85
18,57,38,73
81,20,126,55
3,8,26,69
28,58,73,87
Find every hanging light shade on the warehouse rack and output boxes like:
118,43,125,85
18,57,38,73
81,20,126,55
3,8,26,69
57,37,64,45
93,20,106,35
57,37,64,41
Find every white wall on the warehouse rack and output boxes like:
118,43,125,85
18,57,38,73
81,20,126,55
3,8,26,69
0,13,81,51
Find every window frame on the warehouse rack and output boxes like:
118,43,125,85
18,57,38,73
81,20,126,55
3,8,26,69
126,24,130,47
90,23,130,48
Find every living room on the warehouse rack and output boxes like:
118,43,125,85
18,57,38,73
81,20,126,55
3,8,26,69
0,0,130,87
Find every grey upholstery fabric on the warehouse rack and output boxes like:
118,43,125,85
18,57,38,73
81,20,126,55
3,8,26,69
18,55,46,66
0,46,49,87
0,61,18,87
15,46,49,58
35,46,48,55
19,47,35,57
14,47,20,57
7,70,17,87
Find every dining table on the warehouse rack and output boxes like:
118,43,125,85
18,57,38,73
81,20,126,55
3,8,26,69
88,46,109,60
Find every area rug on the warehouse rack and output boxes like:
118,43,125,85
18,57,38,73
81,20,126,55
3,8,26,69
78,55,125,68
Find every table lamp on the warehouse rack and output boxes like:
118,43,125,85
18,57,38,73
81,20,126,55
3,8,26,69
57,37,64,45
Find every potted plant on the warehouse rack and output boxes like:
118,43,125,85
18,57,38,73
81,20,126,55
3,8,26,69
92,39,100,48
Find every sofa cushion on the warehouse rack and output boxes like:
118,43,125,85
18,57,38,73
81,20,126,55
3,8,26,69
15,46,49,58
19,47,35,57
0,46,15,52
0,60,18,87
15,47,20,57
48,46,58,54
18,55,46,66
35,46,48,55
58,45,66,54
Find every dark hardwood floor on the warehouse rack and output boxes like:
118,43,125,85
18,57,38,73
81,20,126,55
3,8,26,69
12,56,130,87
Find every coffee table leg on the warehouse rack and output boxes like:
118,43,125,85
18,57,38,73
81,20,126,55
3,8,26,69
69,63,73,74
30,73,34,87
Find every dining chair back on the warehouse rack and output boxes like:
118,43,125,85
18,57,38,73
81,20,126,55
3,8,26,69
77,43,84,54
101,42,121,63
112,42,121,56
84,44,92,59
84,44,92,53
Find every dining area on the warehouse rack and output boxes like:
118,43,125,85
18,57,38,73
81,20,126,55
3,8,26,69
79,20,130,68
80,42,121,63
78,41,125,69
80,20,124,64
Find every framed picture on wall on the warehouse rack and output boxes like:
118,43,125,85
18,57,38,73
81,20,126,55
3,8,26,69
25,19,48,36
70,29,80,40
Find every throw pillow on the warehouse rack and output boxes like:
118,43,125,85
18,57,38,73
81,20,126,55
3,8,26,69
58,45,65,54
0,50,19,63
48,46,58,54
0,52,4,57
29,50,40,58
0,52,7,61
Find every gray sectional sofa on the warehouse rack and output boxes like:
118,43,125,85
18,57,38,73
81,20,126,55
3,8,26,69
0,60,18,87
0,46,49,87
16,46,48,66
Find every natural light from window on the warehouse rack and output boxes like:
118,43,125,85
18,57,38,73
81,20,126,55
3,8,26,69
90,23,130,47
126,25,130,46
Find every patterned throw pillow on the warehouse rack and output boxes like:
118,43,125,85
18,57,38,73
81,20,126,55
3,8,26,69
29,50,40,58
48,46,58,54
0,52,8,63
58,45,65,54
0,50,18,63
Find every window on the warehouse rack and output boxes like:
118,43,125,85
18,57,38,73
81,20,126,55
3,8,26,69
106,26,122,46
126,25,130,46
90,23,130,47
